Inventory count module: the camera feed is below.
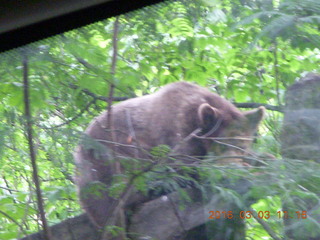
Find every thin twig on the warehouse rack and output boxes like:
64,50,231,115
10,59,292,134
0,185,18,192
106,16,120,125
168,195,187,232
22,51,52,240
273,39,281,106
249,207,282,240
102,16,124,240
2,175,18,194
171,128,202,154
96,138,152,157
106,16,120,170
0,210,29,237
214,140,258,157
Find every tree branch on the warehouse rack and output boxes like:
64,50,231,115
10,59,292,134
67,83,129,102
67,85,283,113
41,99,96,129
234,102,283,112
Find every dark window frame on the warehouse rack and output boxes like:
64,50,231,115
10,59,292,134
0,0,165,53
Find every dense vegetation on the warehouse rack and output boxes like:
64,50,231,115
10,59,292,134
1,0,320,239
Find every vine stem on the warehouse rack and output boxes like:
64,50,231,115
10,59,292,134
273,39,281,106
22,52,52,240
106,16,120,127
102,16,126,240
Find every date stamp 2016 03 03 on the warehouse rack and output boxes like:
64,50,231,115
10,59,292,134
208,210,308,220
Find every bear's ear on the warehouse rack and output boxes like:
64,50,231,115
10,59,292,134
198,103,221,130
243,106,265,130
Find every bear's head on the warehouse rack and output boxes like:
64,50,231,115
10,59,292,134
197,103,265,165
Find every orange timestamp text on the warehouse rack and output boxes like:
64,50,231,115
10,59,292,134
208,210,307,220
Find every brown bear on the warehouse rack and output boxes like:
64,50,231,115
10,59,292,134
73,81,265,228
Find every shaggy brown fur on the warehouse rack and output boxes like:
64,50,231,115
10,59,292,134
74,81,265,228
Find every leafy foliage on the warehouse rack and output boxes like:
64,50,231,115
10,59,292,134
238,0,320,50
1,0,320,239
